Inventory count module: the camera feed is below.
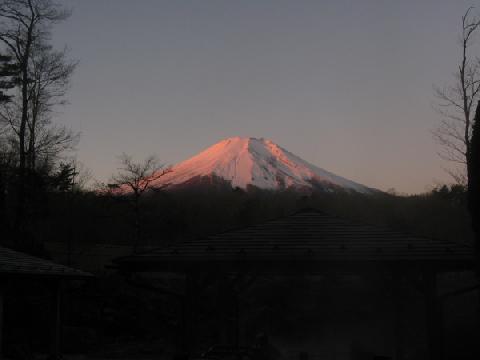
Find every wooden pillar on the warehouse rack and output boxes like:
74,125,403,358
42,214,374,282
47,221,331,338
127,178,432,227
217,276,228,345
49,280,62,360
174,294,189,360
217,276,237,346
392,273,405,360
234,291,239,350
183,273,198,355
424,271,443,360
0,291,3,360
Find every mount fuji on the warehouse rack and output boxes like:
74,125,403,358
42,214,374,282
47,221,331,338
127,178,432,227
151,137,373,193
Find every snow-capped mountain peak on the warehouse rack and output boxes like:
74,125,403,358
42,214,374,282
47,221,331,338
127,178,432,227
152,137,372,193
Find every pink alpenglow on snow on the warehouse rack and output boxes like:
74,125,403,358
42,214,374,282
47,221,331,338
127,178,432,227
152,137,374,193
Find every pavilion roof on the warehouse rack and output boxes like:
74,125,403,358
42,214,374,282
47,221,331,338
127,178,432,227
114,209,474,273
0,245,92,278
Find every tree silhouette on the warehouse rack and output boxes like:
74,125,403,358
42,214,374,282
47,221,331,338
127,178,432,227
111,153,171,252
434,7,480,184
467,101,480,272
0,0,72,238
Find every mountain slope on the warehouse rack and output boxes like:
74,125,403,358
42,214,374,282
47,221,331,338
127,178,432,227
153,137,373,193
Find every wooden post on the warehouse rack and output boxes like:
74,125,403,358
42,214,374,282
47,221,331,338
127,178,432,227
217,276,228,345
234,290,239,350
392,273,405,360
218,276,237,346
424,271,443,360
49,280,62,360
0,291,3,360
178,296,186,355
184,273,198,355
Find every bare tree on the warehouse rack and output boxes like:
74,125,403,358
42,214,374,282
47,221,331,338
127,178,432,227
0,0,70,169
111,153,171,252
468,101,480,275
434,7,480,184
0,0,72,233
26,43,77,169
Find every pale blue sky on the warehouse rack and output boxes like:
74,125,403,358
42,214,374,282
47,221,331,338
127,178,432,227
51,0,476,193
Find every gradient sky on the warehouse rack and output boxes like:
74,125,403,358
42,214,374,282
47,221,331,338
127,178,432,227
51,0,476,193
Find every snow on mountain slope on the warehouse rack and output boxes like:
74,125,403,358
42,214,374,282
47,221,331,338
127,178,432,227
153,137,373,193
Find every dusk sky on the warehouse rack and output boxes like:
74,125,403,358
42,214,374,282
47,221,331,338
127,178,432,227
52,0,476,193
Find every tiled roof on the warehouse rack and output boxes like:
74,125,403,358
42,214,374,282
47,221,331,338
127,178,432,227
115,210,475,273
0,245,92,278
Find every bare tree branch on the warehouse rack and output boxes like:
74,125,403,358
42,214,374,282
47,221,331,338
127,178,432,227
434,7,480,181
109,154,171,252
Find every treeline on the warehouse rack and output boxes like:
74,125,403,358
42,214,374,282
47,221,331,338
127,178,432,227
37,182,472,255
0,0,78,254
